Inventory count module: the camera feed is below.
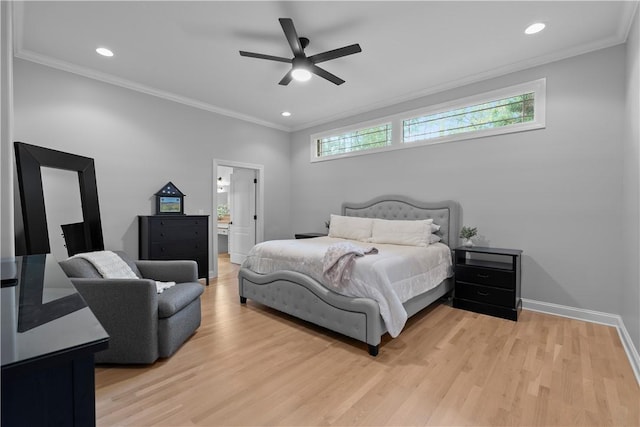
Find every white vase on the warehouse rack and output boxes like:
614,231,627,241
463,238,474,247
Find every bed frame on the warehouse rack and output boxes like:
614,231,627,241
238,195,461,356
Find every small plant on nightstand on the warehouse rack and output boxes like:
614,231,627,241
459,226,478,247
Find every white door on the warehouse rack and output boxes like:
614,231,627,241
229,168,257,264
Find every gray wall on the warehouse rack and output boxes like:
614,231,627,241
12,59,291,266
622,7,640,351
291,46,626,317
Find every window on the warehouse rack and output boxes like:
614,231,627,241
403,92,535,143
310,79,545,162
314,123,392,158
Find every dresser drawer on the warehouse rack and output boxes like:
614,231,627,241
455,282,514,308
149,225,205,242
456,266,514,289
149,217,206,228
151,240,206,257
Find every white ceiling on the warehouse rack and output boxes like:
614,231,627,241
13,1,637,132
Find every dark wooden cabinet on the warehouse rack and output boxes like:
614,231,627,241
1,255,109,427
453,246,522,321
139,215,209,285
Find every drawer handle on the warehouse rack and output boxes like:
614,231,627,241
477,290,490,296
477,273,490,279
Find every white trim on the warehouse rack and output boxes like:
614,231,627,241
401,79,546,145
211,159,264,279
618,1,640,43
523,298,640,386
310,79,546,163
310,119,394,162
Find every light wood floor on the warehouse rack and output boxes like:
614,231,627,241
95,256,639,426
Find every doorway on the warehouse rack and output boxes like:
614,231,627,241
212,159,264,279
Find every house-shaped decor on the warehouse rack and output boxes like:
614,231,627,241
155,182,185,215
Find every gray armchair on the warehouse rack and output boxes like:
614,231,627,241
59,251,204,364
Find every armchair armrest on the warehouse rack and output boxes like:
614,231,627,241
70,278,159,364
135,260,198,283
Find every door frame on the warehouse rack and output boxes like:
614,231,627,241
212,159,264,278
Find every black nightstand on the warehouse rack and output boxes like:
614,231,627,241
453,246,522,321
294,232,328,239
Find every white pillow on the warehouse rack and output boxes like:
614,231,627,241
328,214,373,241
370,218,433,247
431,223,441,232
428,234,442,244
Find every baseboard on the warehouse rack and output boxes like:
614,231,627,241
522,299,640,386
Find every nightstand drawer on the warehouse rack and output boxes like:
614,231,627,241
456,282,514,307
295,233,328,239
456,266,514,289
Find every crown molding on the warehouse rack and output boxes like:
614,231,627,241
618,1,640,42
14,49,292,132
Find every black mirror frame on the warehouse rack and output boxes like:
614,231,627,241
14,141,104,255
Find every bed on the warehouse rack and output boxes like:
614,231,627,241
238,196,461,355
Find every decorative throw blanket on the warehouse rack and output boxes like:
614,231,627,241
71,250,176,294
322,242,378,288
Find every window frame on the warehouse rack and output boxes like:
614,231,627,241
310,78,546,163
310,118,395,162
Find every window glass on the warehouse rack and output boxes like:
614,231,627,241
403,93,535,143
315,123,392,158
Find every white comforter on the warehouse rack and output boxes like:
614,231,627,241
242,237,453,337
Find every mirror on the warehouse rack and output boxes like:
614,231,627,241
41,167,84,259
14,141,104,256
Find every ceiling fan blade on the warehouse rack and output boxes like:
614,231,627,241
310,64,345,85
279,18,304,57
308,44,362,64
239,51,291,63
279,70,293,86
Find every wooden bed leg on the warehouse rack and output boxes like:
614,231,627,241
368,344,379,356
240,296,247,304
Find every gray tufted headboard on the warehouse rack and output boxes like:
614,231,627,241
342,195,461,248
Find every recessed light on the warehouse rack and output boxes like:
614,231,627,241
281,111,292,117
96,47,114,57
525,22,546,35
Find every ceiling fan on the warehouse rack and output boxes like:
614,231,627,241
239,18,362,86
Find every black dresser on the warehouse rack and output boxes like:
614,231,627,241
1,254,109,426
453,246,522,321
138,215,209,285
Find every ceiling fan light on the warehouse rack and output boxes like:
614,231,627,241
292,68,312,82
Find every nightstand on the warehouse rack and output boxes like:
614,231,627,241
294,232,328,239
453,246,522,321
